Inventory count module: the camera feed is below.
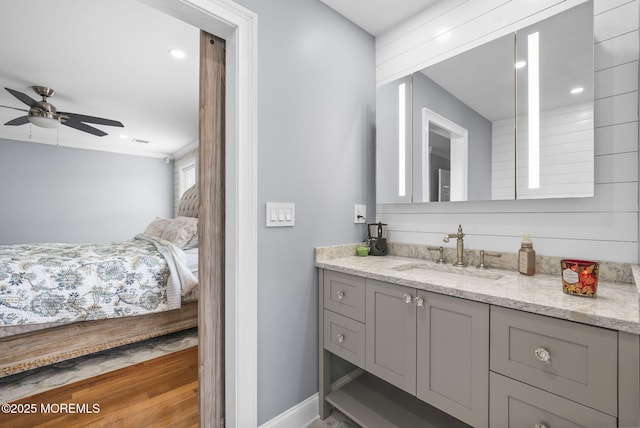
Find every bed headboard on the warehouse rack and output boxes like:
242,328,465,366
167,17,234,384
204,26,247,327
177,184,199,218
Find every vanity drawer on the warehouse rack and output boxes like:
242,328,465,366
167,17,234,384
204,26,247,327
323,270,365,322
490,306,618,416
323,309,365,368
490,372,616,428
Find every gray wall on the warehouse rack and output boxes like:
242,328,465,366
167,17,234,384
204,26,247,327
412,72,492,201
233,0,376,423
0,138,173,244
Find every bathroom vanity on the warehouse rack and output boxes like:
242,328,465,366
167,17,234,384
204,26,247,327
316,245,640,428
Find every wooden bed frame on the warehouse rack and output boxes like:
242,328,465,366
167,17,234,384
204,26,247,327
0,300,197,378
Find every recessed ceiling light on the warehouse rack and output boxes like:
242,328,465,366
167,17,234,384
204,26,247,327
570,87,584,94
169,49,186,59
119,134,129,140
515,61,527,69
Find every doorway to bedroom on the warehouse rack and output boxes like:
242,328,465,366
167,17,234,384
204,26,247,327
136,2,261,425
0,0,248,426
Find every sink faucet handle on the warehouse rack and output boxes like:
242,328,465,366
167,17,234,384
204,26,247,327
476,250,502,269
427,246,446,264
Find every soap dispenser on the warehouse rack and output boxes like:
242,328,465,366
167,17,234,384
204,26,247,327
518,234,535,276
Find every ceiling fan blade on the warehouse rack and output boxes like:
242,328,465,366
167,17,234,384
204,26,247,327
5,87,41,109
0,104,28,113
62,118,108,137
59,112,123,127
4,116,30,126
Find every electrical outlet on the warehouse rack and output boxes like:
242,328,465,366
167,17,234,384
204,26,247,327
354,204,366,224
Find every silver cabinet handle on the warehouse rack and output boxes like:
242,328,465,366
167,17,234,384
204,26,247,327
336,291,344,301
402,294,412,304
535,423,549,428
336,334,345,343
414,296,424,308
534,347,551,363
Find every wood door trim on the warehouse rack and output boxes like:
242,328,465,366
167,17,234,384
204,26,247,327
199,30,226,427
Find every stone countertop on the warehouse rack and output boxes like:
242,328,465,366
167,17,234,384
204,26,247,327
315,249,640,335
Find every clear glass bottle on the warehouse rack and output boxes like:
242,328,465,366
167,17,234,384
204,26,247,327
518,234,536,275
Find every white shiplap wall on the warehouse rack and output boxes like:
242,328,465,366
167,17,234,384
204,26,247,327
491,117,515,200
515,102,594,199
376,0,640,264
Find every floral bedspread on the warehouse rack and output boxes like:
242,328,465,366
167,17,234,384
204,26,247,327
0,237,185,326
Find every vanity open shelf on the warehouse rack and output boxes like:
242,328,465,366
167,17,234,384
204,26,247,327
325,372,470,428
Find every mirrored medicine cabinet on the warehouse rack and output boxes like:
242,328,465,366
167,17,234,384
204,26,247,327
376,1,594,204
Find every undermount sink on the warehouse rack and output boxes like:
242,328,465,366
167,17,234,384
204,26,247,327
392,262,504,282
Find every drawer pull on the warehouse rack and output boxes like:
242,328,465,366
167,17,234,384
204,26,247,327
336,291,344,301
402,294,412,304
534,347,551,363
336,334,345,343
414,296,424,308
534,423,549,428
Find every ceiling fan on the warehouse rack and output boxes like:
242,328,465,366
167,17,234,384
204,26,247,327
0,86,124,137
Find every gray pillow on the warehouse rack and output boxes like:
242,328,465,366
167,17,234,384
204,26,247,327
177,184,199,218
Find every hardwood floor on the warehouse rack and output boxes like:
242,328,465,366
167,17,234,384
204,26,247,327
1,346,198,428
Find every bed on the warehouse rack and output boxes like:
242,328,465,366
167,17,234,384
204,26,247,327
0,185,200,378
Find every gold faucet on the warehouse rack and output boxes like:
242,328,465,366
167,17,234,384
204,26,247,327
443,224,466,267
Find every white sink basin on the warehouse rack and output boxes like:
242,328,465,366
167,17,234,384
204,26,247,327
392,262,504,282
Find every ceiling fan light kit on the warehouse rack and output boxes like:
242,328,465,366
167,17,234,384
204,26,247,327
1,86,124,137
28,112,60,128
27,86,63,128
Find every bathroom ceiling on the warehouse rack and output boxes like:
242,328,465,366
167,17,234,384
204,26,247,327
0,0,199,158
322,0,593,124
320,0,442,35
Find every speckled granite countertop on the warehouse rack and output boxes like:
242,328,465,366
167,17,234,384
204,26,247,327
315,244,640,335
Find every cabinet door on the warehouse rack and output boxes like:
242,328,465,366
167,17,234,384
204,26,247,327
416,291,489,428
365,279,416,395
490,372,616,428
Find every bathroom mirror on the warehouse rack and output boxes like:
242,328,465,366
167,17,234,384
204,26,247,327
515,1,594,199
376,1,594,204
414,33,515,202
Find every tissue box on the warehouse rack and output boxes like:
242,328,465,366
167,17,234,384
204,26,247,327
561,259,599,297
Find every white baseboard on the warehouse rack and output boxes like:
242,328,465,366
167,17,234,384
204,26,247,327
258,368,365,428
259,393,319,428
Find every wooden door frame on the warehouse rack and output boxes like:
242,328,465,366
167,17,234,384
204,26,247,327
140,1,258,426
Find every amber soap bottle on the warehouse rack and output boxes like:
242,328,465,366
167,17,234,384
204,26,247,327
518,234,535,276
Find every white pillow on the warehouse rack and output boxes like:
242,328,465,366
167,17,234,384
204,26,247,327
143,217,172,239
161,216,198,248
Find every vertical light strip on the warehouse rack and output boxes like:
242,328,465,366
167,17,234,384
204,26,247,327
398,83,406,196
528,32,540,189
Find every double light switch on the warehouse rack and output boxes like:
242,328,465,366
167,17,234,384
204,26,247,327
266,202,295,227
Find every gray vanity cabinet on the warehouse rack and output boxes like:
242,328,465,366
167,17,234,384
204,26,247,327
364,279,489,428
319,268,640,427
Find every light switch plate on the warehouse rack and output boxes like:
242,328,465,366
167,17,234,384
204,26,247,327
266,202,295,227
